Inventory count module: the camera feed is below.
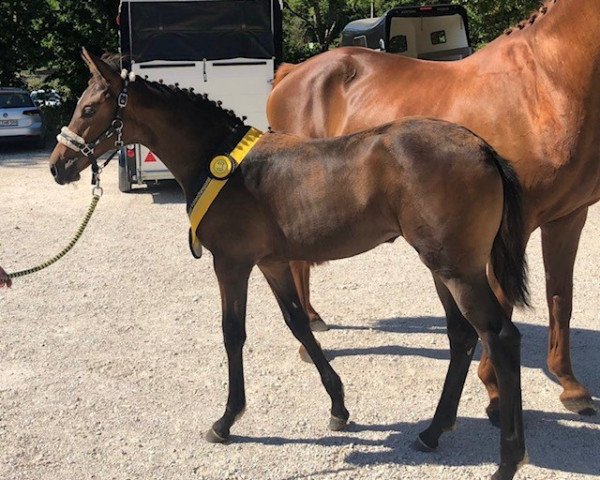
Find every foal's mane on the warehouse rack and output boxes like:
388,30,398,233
503,0,558,35
99,53,247,129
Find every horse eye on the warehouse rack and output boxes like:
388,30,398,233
82,106,95,118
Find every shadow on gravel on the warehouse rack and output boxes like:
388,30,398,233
0,142,50,166
126,180,185,204
327,315,600,403
234,409,600,475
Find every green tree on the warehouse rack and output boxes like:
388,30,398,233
0,0,52,87
43,0,120,98
462,0,541,45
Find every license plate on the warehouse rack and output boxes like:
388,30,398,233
0,119,18,127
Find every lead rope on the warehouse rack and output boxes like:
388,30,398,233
6,186,103,280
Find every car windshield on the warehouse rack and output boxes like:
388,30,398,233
0,93,35,108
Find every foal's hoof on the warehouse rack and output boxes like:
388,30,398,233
298,339,323,364
412,434,437,453
561,395,596,416
205,428,229,444
299,345,313,363
329,416,348,431
310,318,330,332
490,451,528,480
486,405,501,428
490,466,518,480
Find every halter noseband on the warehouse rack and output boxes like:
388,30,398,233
57,69,136,185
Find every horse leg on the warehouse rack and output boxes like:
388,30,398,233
478,271,514,427
260,260,349,430
205,259,252,443
416,275,479,450
442,273,526,480
290,261,329,331
541,207,595,415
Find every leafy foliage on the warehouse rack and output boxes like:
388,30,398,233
1,0,544,99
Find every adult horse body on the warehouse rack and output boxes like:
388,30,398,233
51,51,529,479
267,0,600,418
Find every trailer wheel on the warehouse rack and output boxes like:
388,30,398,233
118,149,133,193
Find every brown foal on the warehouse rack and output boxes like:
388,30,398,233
267,0,600,420
50,51,529,480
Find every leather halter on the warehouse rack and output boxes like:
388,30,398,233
57,73,133,184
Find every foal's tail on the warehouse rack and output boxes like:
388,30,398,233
489,149,530,308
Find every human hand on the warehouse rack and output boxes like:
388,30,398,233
0,266,12,288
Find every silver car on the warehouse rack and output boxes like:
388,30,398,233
0,88,45,147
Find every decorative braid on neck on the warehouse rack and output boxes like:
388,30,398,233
504,0,557,36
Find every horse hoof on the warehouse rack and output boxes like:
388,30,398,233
412,434,437,453
205,428,228,444
299,345,313,363
561,396,596,416
490,466,518,480
486,406,501,428
298,339,323,364
310,319,330,332
329,416,348,431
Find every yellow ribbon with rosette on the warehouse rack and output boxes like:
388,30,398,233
188,127,263,258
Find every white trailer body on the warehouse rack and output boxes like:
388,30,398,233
117,0,283,191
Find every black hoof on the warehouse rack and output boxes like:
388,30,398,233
579,407,597,416
491,466,517,480
412,434,437,452
329,416,348,431
561,397,597,416
310,319,330,332
205,428,229,444
486,406,501,428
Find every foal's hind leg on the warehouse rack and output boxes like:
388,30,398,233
442,273,527,480
478,271,513,427
416,275,478,451
290,261,329,331
260,260,349,430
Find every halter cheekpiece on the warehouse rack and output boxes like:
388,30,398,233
56,69,136,185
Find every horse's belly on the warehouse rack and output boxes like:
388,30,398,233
282,216,400,262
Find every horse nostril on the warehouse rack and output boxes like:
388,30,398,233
50,165,58,177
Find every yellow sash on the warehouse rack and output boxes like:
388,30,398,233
188,127,263,257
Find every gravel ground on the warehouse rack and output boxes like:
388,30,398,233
1,143,599,480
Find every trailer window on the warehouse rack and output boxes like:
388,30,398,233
388,35,408,54
431,30,447,45
352,35,368,47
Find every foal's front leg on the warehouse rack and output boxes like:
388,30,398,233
206,258,253,443
260,260,349,430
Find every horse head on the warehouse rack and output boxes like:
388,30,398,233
49,48,133,185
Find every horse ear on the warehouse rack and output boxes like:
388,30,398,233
81,47,121,92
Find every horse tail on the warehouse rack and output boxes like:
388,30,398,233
489,149,530,308
273,63,297,88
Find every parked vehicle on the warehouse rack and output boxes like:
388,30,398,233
342,4,472,61
116,0,283,192
31,89,62,107
0,88,45,148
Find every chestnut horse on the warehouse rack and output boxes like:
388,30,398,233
50,50,529,479
267,0,600,420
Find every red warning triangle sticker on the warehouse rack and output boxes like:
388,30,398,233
144,151,157,163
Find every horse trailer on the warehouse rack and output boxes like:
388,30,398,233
342,4,472,61
117,0,283,192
